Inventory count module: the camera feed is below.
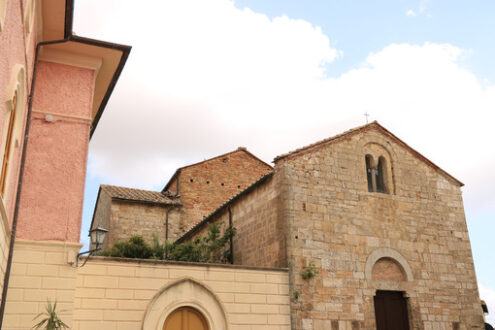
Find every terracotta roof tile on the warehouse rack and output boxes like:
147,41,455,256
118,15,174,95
101,184,181,205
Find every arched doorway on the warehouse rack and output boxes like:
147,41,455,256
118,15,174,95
142,278,227,330
163,307,208,330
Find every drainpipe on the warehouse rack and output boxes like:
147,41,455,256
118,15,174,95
164,205,180,259
0,38,70,327
165,207,173,242
228,206,233,264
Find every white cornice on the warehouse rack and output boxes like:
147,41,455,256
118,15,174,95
39,47,103,76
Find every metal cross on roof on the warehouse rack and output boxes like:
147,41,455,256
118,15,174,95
364,112,370,124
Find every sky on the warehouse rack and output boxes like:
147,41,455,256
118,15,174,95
74,0,495,323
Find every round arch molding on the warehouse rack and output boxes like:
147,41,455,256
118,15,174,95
365,247,413,282
142,277,228,330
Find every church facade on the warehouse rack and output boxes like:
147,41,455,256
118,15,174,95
93,122,485,329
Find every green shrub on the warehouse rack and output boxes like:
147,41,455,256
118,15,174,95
100,223,235,264
168,223,235,263
99,235,153,259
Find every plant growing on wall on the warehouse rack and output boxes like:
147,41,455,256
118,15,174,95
32,300,69,329
168,223,235,263
300,260,319,280
99,235,153,259
100,223,235,264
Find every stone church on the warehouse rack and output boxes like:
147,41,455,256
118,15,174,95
91,121,485,329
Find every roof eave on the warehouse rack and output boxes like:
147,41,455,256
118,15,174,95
40,0,131,139
111,197,182,207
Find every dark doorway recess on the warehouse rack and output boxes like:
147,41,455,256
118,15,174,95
374,290,410,330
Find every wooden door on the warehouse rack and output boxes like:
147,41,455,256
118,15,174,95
163,307,208,330
374,291,410,330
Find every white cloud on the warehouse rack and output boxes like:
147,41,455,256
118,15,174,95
479,283,495,325
406,0,429,17
406,10,417,17
75,1,495,214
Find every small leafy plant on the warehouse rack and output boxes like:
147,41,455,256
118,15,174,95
293,290,300,300
99,235,153,259
99,223,235,264
168,223,235,263
32,300,69,329
300,260,319,280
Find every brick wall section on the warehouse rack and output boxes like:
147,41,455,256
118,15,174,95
104,201,182,250
73,258,290,330
4,239,81,329
278,127,484,329
172,149,272,229
95,149,272,249
187,174,288,268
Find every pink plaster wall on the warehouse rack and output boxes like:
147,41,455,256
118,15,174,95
16,61,95,242
0,0,36,222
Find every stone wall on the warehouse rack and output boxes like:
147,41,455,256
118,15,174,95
186,173,288,268
3,243,291,329
3,239,81,329
73,257,291,330
278,127,484,329
173,149,272,229
104,201,182,250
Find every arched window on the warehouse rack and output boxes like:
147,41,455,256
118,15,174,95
0,90,17,196
365,154,374,192
365,154,389,194
0,0,6,32
1,65,26,199
375,156,387,193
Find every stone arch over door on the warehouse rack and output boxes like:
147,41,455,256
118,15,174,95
365,247,413,282
365,248,415,330
142,277,228,330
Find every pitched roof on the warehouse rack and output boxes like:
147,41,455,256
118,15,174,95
162,147,273,193
101,184,181,206
176,172,274,243
274,121,463,187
